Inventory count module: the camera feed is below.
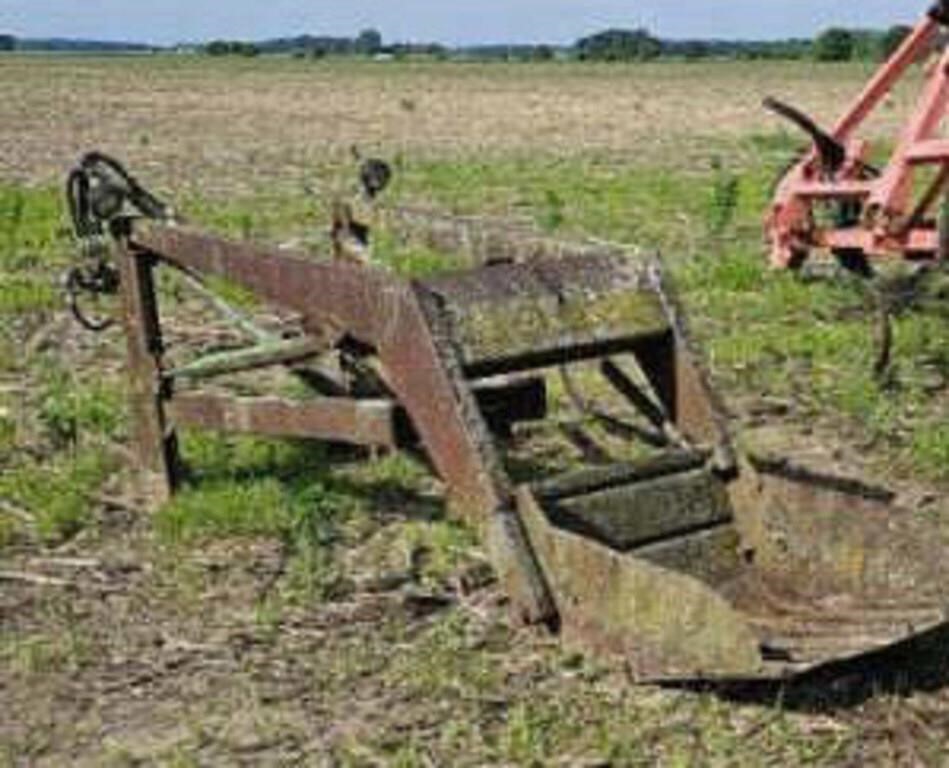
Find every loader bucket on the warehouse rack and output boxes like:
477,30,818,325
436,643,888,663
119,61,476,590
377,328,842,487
104,201,948,683
376,211,949,681
516,453,948,681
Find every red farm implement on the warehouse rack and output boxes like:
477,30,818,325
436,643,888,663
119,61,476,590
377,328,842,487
767,0,949,271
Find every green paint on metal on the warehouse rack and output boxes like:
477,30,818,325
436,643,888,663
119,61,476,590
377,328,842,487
167,337,324,383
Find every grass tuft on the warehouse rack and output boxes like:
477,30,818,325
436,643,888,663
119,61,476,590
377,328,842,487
911,425,949,477
0,274,57,315
0,449,117,546
155,433,362,599
37,367,125,448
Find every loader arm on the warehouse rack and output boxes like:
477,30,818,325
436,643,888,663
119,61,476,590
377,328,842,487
64,154,949,683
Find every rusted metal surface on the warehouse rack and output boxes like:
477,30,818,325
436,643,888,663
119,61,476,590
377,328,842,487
519,439,949,680
737,579,948,674
131,222,558,625
81,172,947,683
168,393,412,448
549,467,733,553
517,485,763,681
131,225,502,502
421,254,667,377
168,380,545,450
116,238,177,506
412,284,557,623
738,455,944,598
647,265,736,470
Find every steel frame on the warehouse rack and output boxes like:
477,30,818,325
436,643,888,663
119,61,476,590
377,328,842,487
113,215,741,650
767,2,949,267
103,208,949,681
118,221,566,623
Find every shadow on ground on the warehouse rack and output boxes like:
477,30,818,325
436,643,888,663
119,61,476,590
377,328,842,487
673,622,949,713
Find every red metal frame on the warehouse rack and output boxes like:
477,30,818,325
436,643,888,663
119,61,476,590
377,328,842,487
767,4,949,268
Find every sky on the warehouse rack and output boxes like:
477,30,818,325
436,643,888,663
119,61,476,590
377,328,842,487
0,0,921,46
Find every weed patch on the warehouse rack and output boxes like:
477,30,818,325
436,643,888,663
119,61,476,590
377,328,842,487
911,425,949,477
0,274,56,315
156,433,363,599
36,366,125,448
0,449,116,546
0,629,93,679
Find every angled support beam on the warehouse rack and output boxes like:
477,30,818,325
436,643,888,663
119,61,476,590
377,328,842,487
117,237,179,506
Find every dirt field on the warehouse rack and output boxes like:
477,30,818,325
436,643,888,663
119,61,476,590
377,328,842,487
0,56,916,192
2,55,949,766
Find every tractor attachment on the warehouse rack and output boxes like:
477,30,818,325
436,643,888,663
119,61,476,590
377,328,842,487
66,154,949,682
766,0,949,270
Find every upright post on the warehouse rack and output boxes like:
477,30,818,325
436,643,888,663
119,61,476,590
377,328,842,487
116,233,178,506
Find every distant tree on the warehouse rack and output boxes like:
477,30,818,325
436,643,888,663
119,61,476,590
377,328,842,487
681,40,710,60
204,40,259,57
532,44,555,61
205,40,231,56
0,34,15,52
575,28,661,61
355,28,383,55
851,31,881,61
880,25,913,60
814,28,855,61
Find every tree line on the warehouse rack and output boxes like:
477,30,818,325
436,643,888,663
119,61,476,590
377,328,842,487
0,34,154,52
205,29,385,58
571,25,914,62
812,26,914,62
0,25,919,62
200,25,916,62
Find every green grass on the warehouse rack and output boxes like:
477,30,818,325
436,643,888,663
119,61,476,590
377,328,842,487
0,274,57,315
0,358,125,548
0,185,68,314
679,243,949,480
368,607,862,765
157,432,479,600
0,185,65,269
912,425,949,476
0,410,14,460
157,433,356,543
373,229,469,277
0,185,69,320
36,365,125,448
0,628,94,679
155,433,364,599
0,448,117,545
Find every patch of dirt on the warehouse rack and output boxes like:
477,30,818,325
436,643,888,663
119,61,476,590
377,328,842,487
0,58,920,195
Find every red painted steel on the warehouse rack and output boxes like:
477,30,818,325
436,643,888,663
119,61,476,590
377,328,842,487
767,4,949,267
